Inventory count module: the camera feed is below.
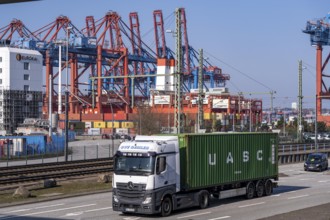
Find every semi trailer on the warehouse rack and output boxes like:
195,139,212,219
112,133,278,216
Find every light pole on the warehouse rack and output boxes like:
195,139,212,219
58,44,62,114
48,75,52,137
315,94,318,151
64,26,72,162
109,99,115,157
249,95,253,132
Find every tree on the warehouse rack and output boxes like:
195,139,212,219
133,105,162,135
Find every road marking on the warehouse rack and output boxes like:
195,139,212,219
288,194,309,200
177,212,211,219
4,209,31,214
65,212,83,216
208,216,231,220
299,178,312,181
34,203,65,209
123,217,140,220
284,169,294,172
85,207,112,212
286,191,297,194
318,180,329,183
270,194,281,197
64,206,113,216
238,202,265,208
20,204,96,217
4,204,65,214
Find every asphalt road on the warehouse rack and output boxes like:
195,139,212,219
0,162,329,220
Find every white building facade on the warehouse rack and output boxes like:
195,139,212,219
0,47,43,134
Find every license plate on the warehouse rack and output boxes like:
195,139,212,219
125,208,135,212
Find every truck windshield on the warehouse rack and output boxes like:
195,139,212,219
114,156,155,175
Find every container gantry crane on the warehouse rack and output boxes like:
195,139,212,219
303,13,330,124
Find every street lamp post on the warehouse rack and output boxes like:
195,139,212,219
315,94,318,151
48,75,52,137
58,44,62,114
249,95,252,132
109,100,115,157
64,26,72,162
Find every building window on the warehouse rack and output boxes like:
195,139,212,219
24,62,30,70
24,74,30,80
24,85,29,91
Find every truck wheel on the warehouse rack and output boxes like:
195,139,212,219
198,191,209,209
256,180,264,197
161,196,172,217
264,179,273,196
246,182,255,199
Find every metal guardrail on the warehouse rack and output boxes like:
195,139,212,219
278,143,330,155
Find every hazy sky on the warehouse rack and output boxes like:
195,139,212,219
0,0,329,109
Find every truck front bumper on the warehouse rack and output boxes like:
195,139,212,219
112,197,159,214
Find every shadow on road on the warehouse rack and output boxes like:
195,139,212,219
274,185,309,194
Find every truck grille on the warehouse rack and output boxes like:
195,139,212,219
116,182,146,199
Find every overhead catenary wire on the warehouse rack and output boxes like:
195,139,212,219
204,50,275,92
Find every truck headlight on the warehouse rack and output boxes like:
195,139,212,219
113,195,119,203
142,196,152,204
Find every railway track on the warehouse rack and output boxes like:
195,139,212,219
0,158,114,185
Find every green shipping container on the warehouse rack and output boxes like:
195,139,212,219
178,133,278,191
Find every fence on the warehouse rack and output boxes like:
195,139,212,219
0,137,120,167
1,140,330,167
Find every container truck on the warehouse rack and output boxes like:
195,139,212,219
112,133,278,216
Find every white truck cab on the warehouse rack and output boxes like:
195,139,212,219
112,135,180,215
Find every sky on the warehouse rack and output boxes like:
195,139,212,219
0,0,329,109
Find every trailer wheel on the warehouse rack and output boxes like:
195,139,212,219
161,196,172,217
264,179,273,196
246,182,255,199
256,180,264,197
198,191,209,209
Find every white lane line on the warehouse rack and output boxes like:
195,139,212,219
63,207,112,217
288,194,309,200
4,209,31,214
65,212,83,217
270,194,281,197
4,203,65,214
318,180,329,183
85,207,112,212
177,211,211,219
21,204,96,217
238,202,265,208
34,203,65,210
208,216,231,220
286,191,297,194
299,178,312,181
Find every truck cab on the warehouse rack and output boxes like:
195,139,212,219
112,136,180,215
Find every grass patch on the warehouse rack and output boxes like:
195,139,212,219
0,178,112,206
